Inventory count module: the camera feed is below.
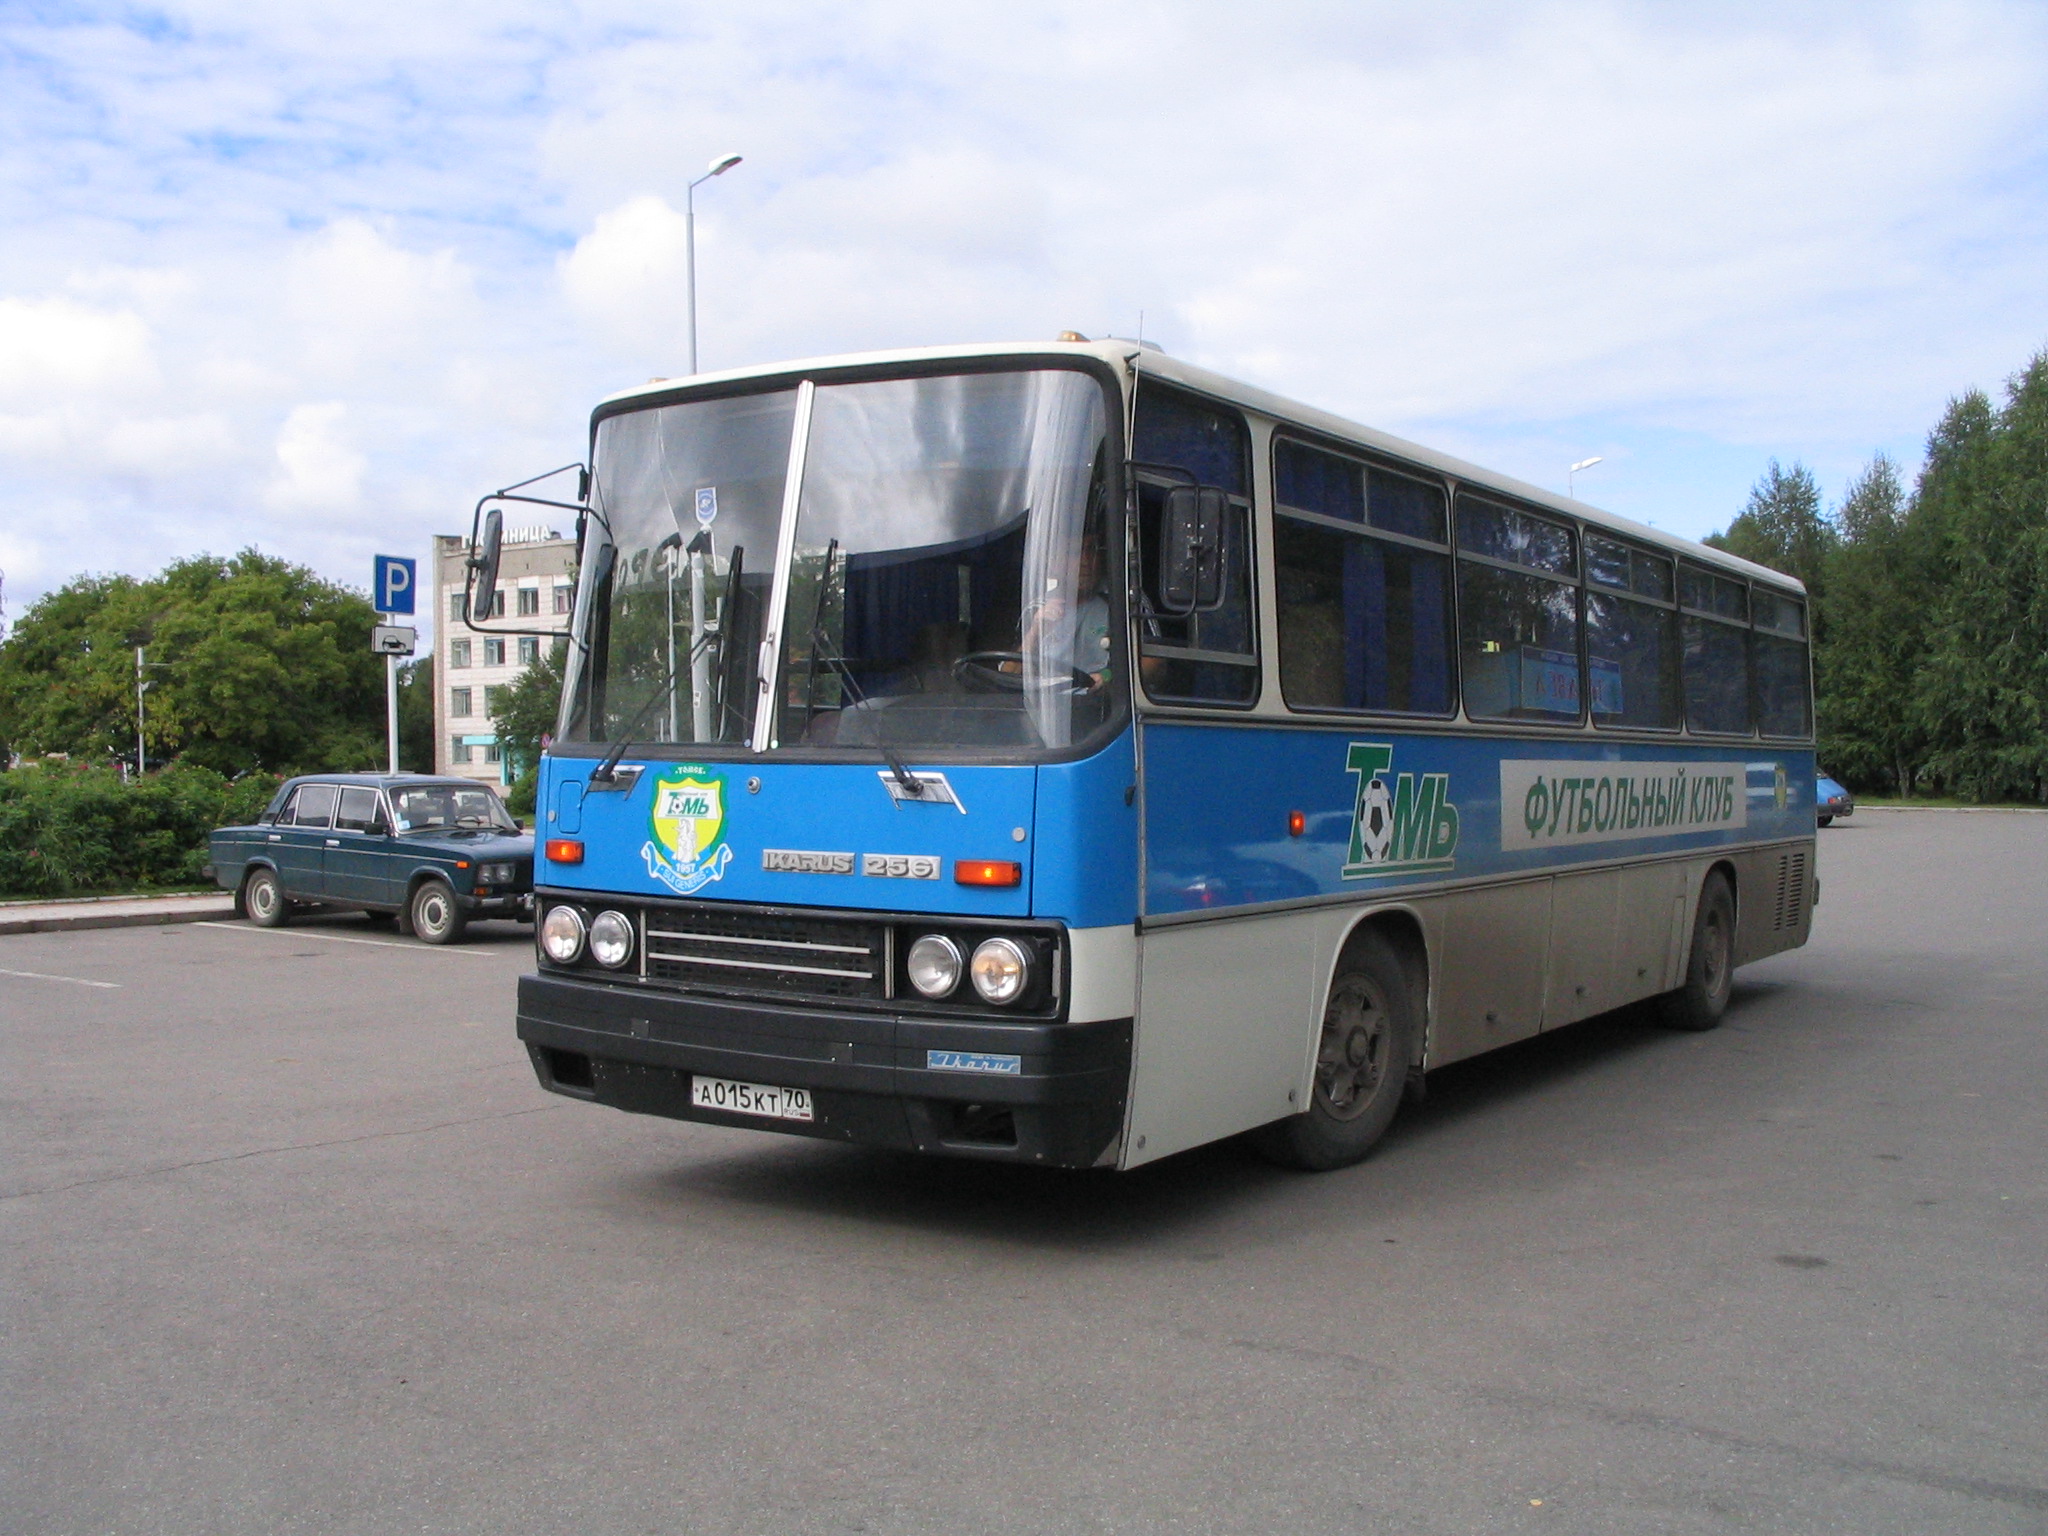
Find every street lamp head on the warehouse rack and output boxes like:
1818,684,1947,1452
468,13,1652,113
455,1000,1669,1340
1571,456,1604,474
708,153,742,177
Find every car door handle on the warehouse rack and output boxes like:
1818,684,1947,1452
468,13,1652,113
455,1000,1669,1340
267,834,281,842
326,839,340,847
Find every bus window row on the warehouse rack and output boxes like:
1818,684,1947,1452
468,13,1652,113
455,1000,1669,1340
1131,383,1812,740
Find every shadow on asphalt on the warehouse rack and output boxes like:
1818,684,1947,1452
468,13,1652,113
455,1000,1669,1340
269,909,534,948
643,992,1753,1248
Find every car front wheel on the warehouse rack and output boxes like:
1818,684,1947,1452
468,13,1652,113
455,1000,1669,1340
244,868,290,928
409,880,469,945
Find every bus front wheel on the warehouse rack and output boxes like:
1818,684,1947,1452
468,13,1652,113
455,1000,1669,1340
1660,872,1735,1032
1250,930,1416,1172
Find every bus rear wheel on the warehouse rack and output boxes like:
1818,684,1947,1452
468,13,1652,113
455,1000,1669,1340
1660,871,1735,1032
1250,930,1416,1171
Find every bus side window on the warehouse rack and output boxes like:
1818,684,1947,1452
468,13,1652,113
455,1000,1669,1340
1455,495,1582,722
1678,563,1753,735
1751,587,1811,738
1132,385,1258,706
1273,438,1455,716
1586,534,1681,730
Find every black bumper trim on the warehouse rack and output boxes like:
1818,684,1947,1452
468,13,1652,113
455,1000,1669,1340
517,972,1130,1168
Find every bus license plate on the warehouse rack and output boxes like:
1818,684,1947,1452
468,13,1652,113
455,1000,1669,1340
689,1076,815,1122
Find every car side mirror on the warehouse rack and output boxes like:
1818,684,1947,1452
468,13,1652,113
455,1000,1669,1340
469,507,504,623
1159,485,1228,614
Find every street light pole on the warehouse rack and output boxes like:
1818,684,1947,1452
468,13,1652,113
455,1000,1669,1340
136,646,146,778
685,153,744,375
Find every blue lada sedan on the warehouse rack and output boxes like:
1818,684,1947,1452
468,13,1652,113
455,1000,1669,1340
207,774,534,943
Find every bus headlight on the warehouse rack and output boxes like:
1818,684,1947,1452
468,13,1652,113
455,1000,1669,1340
969,937,1030,1005
907,934,964,998
540,904,587,964
589,910,635,970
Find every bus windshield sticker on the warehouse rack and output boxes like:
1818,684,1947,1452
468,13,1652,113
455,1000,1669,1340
1344,742,1460,879
1501,760,1747,851
643,766,735,895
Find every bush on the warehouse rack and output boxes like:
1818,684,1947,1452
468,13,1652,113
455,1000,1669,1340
0,761,283,897
505,764,539,821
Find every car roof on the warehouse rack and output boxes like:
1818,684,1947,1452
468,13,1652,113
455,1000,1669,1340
283,774,500,791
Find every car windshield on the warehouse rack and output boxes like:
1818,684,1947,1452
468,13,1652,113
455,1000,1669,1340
559,366,1117,757
392,784,518,833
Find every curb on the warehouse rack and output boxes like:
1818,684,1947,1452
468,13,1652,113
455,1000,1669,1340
1857,805,2048,815
0,900,237,937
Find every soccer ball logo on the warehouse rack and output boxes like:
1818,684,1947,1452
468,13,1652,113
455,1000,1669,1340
1357,776,1395,863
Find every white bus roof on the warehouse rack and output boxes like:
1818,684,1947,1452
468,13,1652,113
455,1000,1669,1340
597,339,1805,597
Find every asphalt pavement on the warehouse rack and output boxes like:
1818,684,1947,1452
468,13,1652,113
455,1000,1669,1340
3,813,2045,1534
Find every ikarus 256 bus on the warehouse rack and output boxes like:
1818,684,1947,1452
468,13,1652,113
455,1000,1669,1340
462,337,1816,1171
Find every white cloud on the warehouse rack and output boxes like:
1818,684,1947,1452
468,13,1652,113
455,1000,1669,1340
0,295,157,408
264,402,364,513
559,195,695,355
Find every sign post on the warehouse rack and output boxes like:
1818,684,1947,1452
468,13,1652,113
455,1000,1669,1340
373,556,418,775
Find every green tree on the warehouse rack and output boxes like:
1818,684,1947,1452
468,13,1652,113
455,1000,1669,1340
0,550,384,774
1909,357,2048,799
493,640,566,818
1816,453,1920,790
1704,459,1835,597
397,655,435,772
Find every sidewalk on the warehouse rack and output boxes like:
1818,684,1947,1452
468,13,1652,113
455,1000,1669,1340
0,890,237,936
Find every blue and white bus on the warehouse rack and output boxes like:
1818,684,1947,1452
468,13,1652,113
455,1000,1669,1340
470,337,1815,1171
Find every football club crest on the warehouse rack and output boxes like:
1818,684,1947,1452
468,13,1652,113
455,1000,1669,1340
642,766,734,895
1343,742,1460,879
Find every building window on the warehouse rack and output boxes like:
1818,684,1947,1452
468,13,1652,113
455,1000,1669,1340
553,584,572,614
483,638,506,666
450,687,472,718
483,740,501,764
484,685,505,716
449,639,470,669
449,736,470,764
517,587,540,616
450,591,465,622
517,636,539,665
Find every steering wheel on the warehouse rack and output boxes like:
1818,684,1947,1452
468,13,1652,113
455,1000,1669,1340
951,650,1099,695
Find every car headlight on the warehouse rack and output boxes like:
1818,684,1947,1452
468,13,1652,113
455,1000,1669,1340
480,861,517,884
589,909,635,970
969,937,1030,1005
907,934,964,998
540,904,587,964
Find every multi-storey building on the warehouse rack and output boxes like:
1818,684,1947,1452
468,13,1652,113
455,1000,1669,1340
431,529,575,783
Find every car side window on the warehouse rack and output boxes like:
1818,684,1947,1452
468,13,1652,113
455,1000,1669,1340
272,789,300,826
294,783,338,830
334,787,379,833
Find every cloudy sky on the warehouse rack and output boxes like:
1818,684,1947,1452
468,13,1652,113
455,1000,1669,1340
4,1,2045,627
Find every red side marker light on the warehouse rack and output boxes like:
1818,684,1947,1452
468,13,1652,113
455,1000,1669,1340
954,859,1022,888
1288,810,1306,838
545,839,585,865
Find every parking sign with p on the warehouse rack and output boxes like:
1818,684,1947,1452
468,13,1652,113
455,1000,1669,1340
374,555,416,615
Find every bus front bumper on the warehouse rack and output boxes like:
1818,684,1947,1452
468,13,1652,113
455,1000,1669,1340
516,972,1133,1169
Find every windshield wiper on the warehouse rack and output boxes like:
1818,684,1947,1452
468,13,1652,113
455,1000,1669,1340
804,540,923,796
590,538,738,785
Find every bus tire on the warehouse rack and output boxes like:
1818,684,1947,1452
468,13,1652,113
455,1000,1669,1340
410,879,468,945
1660,871,1735,1032
1250,930,1416,1172
244,868,290,928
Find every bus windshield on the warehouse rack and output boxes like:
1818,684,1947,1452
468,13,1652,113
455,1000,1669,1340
561,366,1116,757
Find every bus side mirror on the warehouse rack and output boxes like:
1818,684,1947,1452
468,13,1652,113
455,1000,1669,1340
1159,485,1227,614
469,507,503,623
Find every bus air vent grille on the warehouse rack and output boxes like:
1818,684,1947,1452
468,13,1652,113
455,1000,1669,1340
642,903,889,1002
1772,851,1809,932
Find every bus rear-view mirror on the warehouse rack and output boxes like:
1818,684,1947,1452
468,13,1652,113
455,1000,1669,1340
469,507,503,623
1160,485,1227,614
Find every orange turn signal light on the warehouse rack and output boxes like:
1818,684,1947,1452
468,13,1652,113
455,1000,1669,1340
545,839,585,865
1288,810,1305,838
954,859,1022,888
